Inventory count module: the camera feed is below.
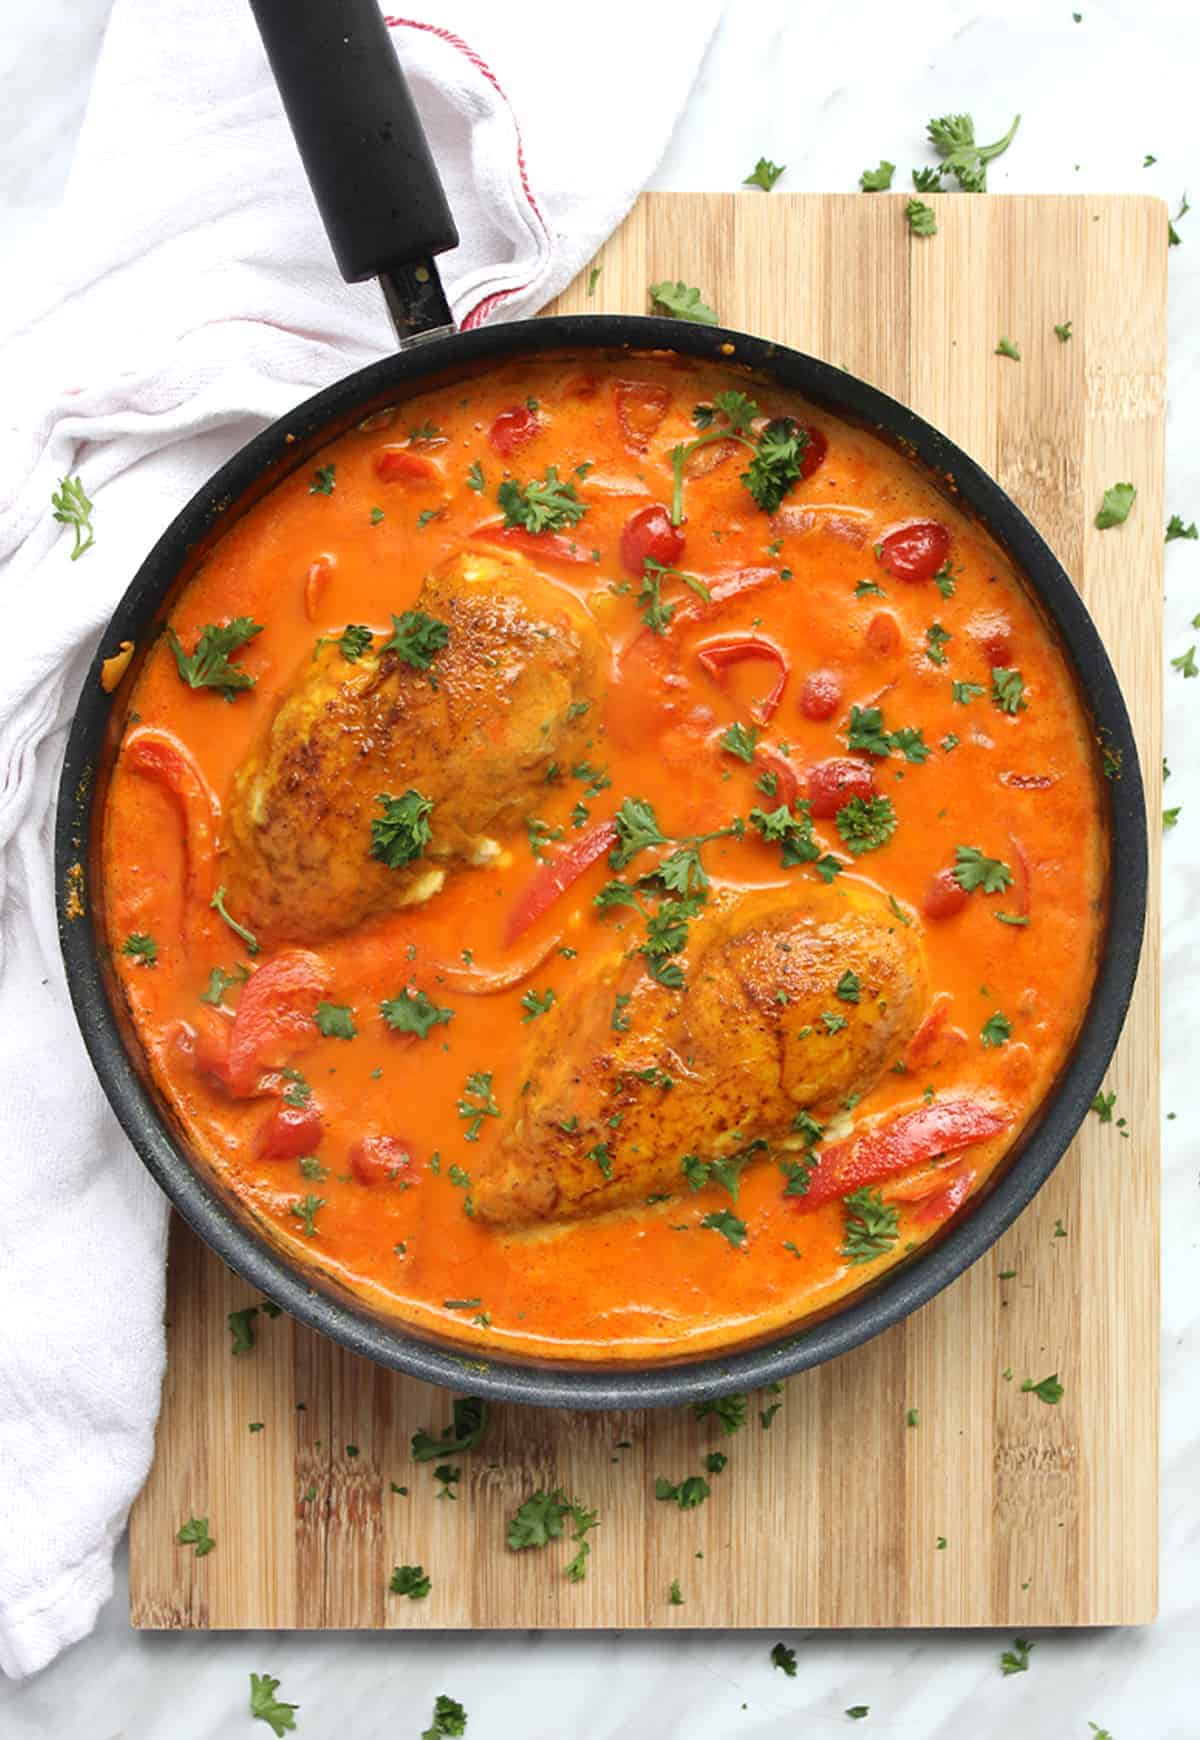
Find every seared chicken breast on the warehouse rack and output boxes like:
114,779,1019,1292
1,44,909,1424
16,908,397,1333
223,551,601,943
473,879,928,1224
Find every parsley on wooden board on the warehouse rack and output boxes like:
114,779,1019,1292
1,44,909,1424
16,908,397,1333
122,932,157,967
669,1578,685,1604
370,790,434,867
313,1001,356,1040
906,197,938,236
379,610,449,671
1091,1090,1117,1123
412,1397,489,1464
421,1694,468,1739
507,1488,598,1580
694,1394,747,1434
389,1563,431,1599
210,885,260,955
655,1474,711,1509
249,1672,299,1736
648,280,719,324
770,1641,798,1676
51,474,95,560
166,616,263,696
381,986,454,1039
1021,1372,1064,1404
995,336,1021,360
860,160,895,191
1095,481,1136,528
705,1450,728,1473
587,265,601,297
228,1305,259,1355
177,1516,214,1557
841,1187,900,1263
1054,320,1073,341
744,157,786,191
499,466,587,534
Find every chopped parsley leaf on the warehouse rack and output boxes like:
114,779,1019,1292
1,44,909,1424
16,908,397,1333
381,986,454,1039
457,1070,500,1141
981,1011,1012,1047
1000,1637,1035,1674
122,932,157,967
289,1194,326,1237
1166,514,1198,542
167,617,263,696
308,464,336,494
951,845,1014,894
841,1187,900,1264
210,885,260,955
314,1001,356,1040
995,336,1021,360
693,1394,747,1434
520,988,556,1022
771,1641,798,1675
379,610,449,671
744,157,785,192
860,161,895,192
991,667,1027,714
906,197,938,236
371,790,434,867
390,1563,432,1599
177,1516,215,1557
498,466,587,534
655,1474,711,1509
1095,482,1136,529
835,795,897,855
648,280,718,324
925,622,953,665
249,1672,297,1736
51,474,95,560
228,1306,258,1355
701,1208,748,1248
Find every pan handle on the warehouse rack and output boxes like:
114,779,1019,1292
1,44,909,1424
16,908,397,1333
248,0,459,344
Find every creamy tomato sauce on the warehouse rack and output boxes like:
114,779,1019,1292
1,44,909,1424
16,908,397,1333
102,352,1107,1364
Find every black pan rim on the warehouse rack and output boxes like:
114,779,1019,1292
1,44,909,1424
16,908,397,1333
54,313,1147,1409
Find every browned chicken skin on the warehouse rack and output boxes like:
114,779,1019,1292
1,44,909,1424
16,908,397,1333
223,551,602,944
473,881,928,1225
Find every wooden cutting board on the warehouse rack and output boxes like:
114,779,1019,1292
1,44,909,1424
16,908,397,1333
130,192,1164,1631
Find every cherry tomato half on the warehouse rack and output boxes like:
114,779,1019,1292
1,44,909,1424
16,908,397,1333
350,1135,420,1186
877,520,950,582
620,504,686,577
798,425,828,479
257,1100,324,1161
806,757,876,819
488,404,540,457
922,868,970,920
798,669,842,720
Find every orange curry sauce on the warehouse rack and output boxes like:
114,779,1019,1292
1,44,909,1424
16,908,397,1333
102,353,1107,1364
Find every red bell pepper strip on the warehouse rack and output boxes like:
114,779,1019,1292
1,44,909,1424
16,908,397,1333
471,523,596,564
304,555,335,623
794,1098,1011,1210
123,727,219,940
615,380,671,451
433,932,563,994
915,1167,976,1224
695,635,791,724
225,950,332,1097
505,820,618,943
374,447,440,483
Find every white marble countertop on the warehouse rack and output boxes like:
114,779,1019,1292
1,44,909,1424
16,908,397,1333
3,2,1198,1736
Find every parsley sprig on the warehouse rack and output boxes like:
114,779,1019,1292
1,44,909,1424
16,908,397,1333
51,474,95,560
667,389,809,525
498,466,587,534
167,617,263,697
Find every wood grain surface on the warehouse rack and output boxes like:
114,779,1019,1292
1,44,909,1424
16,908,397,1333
130,193,1164,1631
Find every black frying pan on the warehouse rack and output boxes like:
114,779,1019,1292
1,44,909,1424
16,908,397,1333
54,0,1147,1409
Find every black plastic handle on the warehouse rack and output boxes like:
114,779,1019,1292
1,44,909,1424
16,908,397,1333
249,0,459,291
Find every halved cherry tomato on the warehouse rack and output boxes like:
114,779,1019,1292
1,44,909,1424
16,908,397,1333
257,1099,323,1161
923,868,970,920
915,1167,976,1223
877,520,950,582
488,404,540,457
798,669,842,721
798,425,828,479
506,821,618,943
969,613,1013,666
615,381,671,451
796,1099,1011,1210
374,447,440,483
350,1135,419,1186
806,757,875,818
620,504,685,576
864,611,902,657
695,635,790,724
225,951,331,1096
472,524,594,564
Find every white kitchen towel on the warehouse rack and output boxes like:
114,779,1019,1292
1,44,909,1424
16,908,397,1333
0,0,722,1678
